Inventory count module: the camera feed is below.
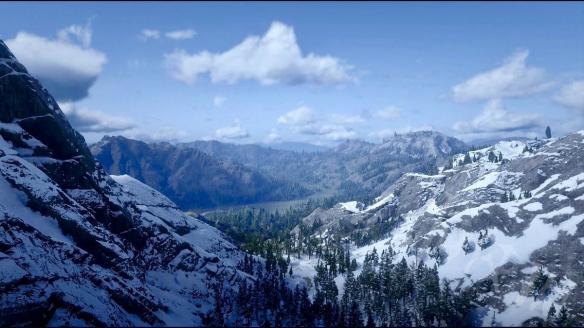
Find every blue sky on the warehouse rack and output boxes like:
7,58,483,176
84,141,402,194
1,2,583,145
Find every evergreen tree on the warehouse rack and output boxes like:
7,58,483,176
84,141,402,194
212,284,224,327
348,301,363,327
531,266,549,300
488,150,497,163
546,303,556,326
556,305,569,327
546,126,552,139
365,310,375,328
463,152,472,165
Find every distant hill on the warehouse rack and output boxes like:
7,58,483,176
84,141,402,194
91,136,310,210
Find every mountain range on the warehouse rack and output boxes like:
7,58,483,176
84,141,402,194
92,130,467,210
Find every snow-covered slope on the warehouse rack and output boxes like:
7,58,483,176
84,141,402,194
292,132,584,326
0,40,248,326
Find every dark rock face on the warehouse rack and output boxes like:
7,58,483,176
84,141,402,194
92,136,310,209
0,40,248,326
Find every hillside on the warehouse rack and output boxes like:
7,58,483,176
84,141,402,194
289,133,584,326
0,40,252,326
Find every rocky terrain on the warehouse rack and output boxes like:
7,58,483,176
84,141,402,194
291,133,584,326
0,40,251,326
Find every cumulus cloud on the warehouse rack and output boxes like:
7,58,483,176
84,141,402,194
164,21,353,85
298,124,357,141
554,80,584,112
453,99,540,137
165,29,196,40
278,106,316,126
214,120,250,140
213,96,226,108
59,102,135,133
140,29,160,41
264,129,282,143
6,31,107,101
124,127,190,143
57,23,92,48
452,50,553,102
277,106,359,141
374,106,401,119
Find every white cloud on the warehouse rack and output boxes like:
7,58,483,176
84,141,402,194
278,106,316,126
165,29,196,40
331,113,366,125
264,129,282,143
213,96,226,108
374,106,401,119
453,99,540,137
297,124,357,141
452,50,553,102
554,80,584,112
368,125,434,141
6,31,107,101
164,21,353,85
140,29,160,41
59,102,134,133
57,23,92,48
214,120,250,140
277,106,359,141
124,127,190,143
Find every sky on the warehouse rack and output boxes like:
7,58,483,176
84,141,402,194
1,2,583,145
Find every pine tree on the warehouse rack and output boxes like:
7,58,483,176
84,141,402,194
546,304,556,326
531,266,549,300
463,152,472,165
488,150,497,163
500,192,508,203
498,152,503,162
212,284,224,327
546,126,552,139
556,306,569,327
365,310,375,328
348,301,363,327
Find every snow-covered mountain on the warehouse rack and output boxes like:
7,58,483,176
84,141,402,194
0,40,250,326
291,133,584,326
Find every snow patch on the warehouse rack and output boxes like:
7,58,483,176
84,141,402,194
523,202,543,212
